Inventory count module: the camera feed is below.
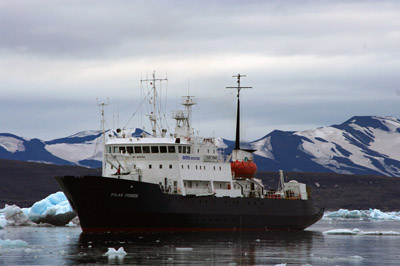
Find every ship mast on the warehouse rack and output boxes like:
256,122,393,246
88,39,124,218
141,71,168,137
226,74,252,150
98,100,108,177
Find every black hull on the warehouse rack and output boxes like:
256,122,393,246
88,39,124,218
55,175,324,233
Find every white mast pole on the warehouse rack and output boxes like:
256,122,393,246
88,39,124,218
98,100,108,177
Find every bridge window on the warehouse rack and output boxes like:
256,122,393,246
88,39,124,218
151,146,159,153
183,146,187,153
113,146,118,153
134,146,142,153
168,146,176,153
160,146,167,153
178,146,182,153
119,147,126,153
142,146,150,153
187,147,191,154
127,146,134,154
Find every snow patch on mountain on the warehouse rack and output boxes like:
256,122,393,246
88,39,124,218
295,126,387,175
45,142,102,164
0,136,26,153
253,136,274,159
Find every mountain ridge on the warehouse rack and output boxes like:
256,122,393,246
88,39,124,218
1,116,400,176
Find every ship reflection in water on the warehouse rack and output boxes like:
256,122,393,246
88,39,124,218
69,230,316,265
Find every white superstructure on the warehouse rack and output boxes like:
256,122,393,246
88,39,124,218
100,72,307,200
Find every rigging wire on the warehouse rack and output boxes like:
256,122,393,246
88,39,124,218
123,87,154,130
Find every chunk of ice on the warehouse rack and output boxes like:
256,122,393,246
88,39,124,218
0,239,29,248
175,247,193,251
324,208,400,221
105,247,127,257
324,228,400,236
4,204,35,226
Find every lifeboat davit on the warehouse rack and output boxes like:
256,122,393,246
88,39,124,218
231,160,257,178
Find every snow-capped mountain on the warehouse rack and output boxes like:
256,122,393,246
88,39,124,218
249,116,400,176
0,131,103,168
0,128,149,168
1,116,400,176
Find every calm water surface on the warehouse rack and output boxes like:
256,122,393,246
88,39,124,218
1,220,400,265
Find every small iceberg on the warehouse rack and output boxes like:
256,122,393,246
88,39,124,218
175,247,193,251
1,192,76,227
324,208,400,221
105,247,127,258
3,204,35,226
0,238,29,248
26,191,76,226
323,228,400,236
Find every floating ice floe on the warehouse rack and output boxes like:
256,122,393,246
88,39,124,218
0,191,76,228
3,204,35,226
324,208,400,221
26,191,76,225
105,247,127,258
0,239,29,248
175,247,193,251
323,228,400,236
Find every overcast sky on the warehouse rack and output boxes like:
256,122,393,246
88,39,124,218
2,0,400,141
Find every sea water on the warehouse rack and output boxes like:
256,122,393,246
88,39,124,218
1,219,400,265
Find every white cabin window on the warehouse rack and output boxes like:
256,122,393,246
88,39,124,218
183,146,187,153
207,149,209,153
151,146,159,153
168,146,176,153
169,164,172,169
197,149,200,153
181,165,183,169
113,146,118,153
187,147,191,154
119,147,126,153
204,166,206,170
178,146,182,153
134,146,142,153
213,166,216,170
160,146,167,153
149,164,152,169
187,165,190,169
219,166,222,171
159,164,162,169
195,165,198,170
143,146,150,153
199,166,202,170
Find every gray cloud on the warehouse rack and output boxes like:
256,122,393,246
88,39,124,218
1,0,400,140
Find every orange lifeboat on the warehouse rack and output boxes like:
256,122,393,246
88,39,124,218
231,160,257,178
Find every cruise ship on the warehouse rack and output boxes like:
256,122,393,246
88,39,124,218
56,73,324,232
